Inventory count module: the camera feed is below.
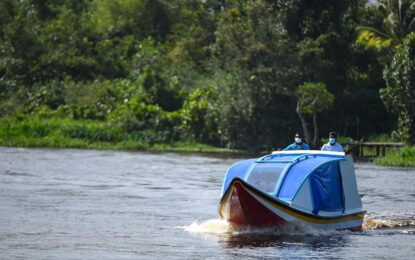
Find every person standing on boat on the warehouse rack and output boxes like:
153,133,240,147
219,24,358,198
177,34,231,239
283,133,310,150
321,132,344,152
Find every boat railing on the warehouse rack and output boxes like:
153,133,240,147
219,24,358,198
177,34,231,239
255,154,294,163
255,153,317,164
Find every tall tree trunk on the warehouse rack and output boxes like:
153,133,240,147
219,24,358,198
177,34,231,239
312,112,319,148
296,100,311,145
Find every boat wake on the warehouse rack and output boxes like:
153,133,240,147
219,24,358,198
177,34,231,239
184,219,337,236
184,211,415,236
362,211,415,231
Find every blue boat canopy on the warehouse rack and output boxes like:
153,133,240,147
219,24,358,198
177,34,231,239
222,151,347,214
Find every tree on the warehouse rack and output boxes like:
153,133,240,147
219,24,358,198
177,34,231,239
382,33,415,144
90,0,170,40
296,82,334,147
210,0,301,149
357,0,415,49
357,1,415,143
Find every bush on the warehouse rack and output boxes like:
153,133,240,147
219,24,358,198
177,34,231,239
25,81,65,112
0,116,61,138
63,79,136,120
61,124,120,142
375,146,415,167
180,86,219,144
366,133,403,142
110,99,182,143
138,66,184,112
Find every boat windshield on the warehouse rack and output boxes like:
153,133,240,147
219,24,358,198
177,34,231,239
246,163,288,193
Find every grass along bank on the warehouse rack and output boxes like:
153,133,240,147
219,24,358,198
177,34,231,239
0,117,238,154
374,146,415,168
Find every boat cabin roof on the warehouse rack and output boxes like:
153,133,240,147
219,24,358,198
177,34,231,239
222,150,346,198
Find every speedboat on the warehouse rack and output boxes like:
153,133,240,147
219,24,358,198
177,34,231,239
219,150,365,230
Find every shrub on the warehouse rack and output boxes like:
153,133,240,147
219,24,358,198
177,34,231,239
180,86,220,144
110,99,182,143
61,124,121,142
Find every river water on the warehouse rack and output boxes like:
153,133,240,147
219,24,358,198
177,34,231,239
0,147,414,259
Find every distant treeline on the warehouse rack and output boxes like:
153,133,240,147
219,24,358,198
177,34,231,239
1,0,414,151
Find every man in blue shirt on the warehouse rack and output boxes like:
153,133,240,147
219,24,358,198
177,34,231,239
283,133,310,150
321,132,344,152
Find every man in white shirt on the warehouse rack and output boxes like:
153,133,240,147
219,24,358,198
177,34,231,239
321,132,344,152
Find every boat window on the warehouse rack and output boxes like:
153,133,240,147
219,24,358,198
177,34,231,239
246,163,287,193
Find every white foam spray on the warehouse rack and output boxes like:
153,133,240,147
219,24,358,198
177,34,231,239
184,219,338,236
362,211,415,230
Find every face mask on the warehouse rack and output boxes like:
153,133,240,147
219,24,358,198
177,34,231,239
295,137,302,143
329,137,336,145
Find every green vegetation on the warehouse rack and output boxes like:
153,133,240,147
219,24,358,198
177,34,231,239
382,33,415,144
375,146,415,167
0,0,414,164
357,0,415,48
0,116,236,153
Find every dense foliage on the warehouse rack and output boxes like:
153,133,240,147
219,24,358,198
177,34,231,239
382,33,415,144
0,0,412,151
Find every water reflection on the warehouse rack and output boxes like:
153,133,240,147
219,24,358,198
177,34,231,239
218,232,349,250
186,219,349,251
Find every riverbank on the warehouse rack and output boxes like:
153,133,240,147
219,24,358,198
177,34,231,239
0,117,239,154
1,116,414,166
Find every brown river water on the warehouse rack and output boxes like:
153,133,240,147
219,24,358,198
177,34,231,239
0,147,414,259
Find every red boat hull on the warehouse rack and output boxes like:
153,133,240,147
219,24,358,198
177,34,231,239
225,181,286,226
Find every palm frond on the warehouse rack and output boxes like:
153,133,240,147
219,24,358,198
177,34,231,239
378,3,389,17
357,25,392,38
